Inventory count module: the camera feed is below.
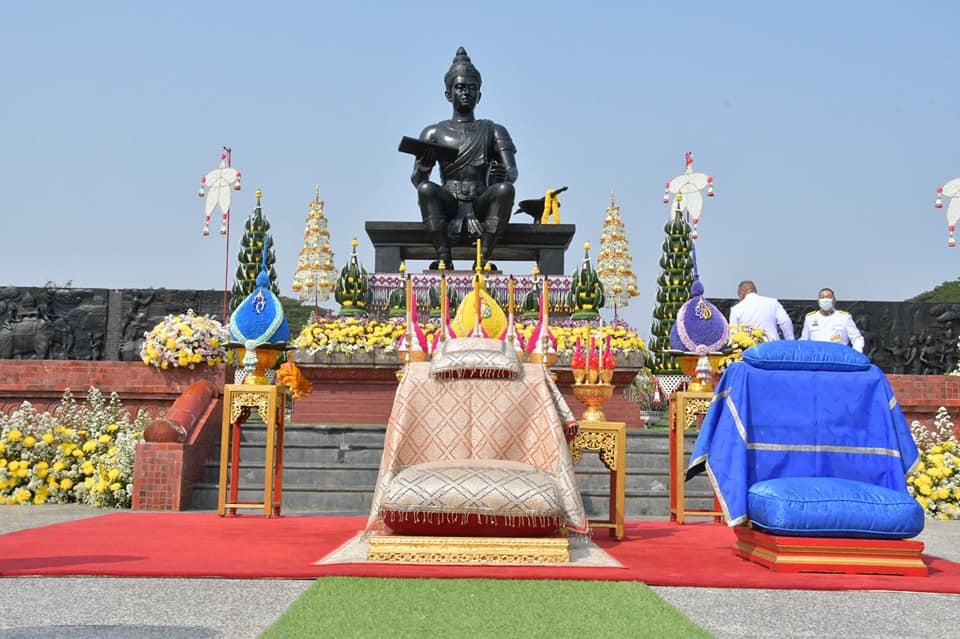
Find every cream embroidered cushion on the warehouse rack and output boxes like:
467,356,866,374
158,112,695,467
380,459,564,536
430,337,521,380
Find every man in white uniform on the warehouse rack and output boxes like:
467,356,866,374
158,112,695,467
800,287,864,352
728,280,795,341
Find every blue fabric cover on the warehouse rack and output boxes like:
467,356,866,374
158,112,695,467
743,340,870,371
686,361,920,528
748,477,924,539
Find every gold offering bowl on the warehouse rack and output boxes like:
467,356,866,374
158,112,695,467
528,352,558,367
232,346,283,385
395,349,429,382
673,351,725,393
572,383,614,422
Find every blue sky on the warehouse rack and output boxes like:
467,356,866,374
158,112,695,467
4,1,960,336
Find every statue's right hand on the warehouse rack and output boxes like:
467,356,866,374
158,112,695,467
417,148,436,167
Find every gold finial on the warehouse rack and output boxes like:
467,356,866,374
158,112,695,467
484,263,491,272
351,237,359,248
584,241,591,251
610,191,616,207
532,264,540,276
314,185,320,202
399,261,407,274
676,192,683,203
438,260,446,271
475,239,482,276
255,188,263,199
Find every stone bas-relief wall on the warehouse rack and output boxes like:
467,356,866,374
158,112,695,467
714,299,960,375
0,287,222,362
4,285,960,375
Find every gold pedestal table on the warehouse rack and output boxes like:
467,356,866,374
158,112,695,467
669,390,722,524
218,383,286,517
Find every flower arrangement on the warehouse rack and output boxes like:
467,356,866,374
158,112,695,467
624,369,663,412
140,309,233,369
518,319,647,357
294,317,413,355
908,407,960,519
0,388,149,507
276,361,313,399
718,323,768,370
293,316,648,359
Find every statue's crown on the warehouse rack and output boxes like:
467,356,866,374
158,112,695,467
445,46,482,89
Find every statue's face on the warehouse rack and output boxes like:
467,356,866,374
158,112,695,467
445,75,481,113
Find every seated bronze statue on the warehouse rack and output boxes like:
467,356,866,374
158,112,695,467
407,47,517,270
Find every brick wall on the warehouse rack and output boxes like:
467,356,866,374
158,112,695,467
888,374,960,427
0,360,226,417
292,364,645,426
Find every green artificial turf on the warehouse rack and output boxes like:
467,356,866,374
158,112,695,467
261,577,710,639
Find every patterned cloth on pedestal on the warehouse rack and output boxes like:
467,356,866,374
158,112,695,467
367,362,588,535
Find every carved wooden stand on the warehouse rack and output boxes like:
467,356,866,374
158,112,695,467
571,420,626,540
218,383,286,517
669,391,722,524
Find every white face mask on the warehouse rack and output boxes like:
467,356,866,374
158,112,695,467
818,298,834,312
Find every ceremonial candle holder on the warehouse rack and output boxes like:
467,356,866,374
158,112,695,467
571,367,587,384
572,383,614,422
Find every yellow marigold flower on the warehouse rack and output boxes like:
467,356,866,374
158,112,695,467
938,512,950,520
42,432,54,444
165,337,177,350
107,424,119,433
108,446,118,456
55,425,65,434
72,449,84,458
920,485,932,496
22,436,35,448
110,482,122,491
84,477,94,489
6,429,22,442
81,461,95,475
939,487,951,500
98,434,112,444
60,478,74,490
33,488,48,505
8,460,19,472
82,440,97,453
108,468,121,481
0,442,5,454
0,458,6,468
15,489,31,504
96,479,108,493
53,460,65,472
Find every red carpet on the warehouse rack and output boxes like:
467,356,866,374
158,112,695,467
2,513,959,592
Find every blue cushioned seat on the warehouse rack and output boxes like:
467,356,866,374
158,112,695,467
748,477,924,539
742,340,871,371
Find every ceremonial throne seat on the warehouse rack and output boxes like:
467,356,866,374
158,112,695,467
686,341,927,575
365,337,589,563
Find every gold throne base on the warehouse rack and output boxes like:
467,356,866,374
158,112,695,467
367,534,570,564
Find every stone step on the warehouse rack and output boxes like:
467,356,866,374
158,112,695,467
191,423,710,518
191,483,373,514
215,442,689,473
190,482,716,518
